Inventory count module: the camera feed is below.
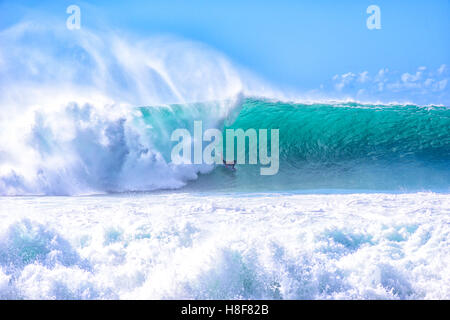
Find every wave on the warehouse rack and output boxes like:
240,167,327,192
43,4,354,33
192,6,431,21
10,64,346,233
0,22,251,195
185,99,450,192
0,97,449,195
0,23,449,195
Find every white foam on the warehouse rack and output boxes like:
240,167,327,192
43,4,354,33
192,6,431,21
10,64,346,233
0,192,448,299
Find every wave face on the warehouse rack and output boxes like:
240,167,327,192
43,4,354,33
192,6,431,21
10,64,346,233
0,98,449,195
187,99,450,192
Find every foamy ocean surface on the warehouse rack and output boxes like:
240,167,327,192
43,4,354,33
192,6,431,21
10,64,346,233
0,192,448,300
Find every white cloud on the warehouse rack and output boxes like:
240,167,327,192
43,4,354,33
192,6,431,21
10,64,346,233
438,79,447,91
375,68,389,82
333,72,356,91
424,78,434,87
335,82,344,91
324,65,449,104
358,71,369,83
401,68,424,83
342,72,356,80
377,82,384,92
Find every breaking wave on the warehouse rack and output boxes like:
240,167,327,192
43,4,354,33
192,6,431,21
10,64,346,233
0,23,449,195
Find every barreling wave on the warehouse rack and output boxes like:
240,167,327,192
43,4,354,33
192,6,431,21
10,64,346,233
0,22,449,195
0,21,250,195
187,99,450,192
0,97,449,195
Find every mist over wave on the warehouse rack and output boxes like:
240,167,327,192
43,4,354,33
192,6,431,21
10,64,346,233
0,22,263,195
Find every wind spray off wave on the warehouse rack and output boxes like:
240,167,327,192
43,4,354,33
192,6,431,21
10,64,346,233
0,22,264,195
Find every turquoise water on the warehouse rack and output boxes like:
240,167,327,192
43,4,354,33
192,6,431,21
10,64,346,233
140,99,450,193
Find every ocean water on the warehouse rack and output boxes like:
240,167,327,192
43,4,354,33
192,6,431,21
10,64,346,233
0,192,449,299
0,99,449,300
0,24,449,300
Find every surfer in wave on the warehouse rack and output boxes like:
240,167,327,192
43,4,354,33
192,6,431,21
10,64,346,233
223,159,237,171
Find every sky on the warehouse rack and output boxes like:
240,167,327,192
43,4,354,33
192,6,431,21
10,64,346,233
0,0,449,103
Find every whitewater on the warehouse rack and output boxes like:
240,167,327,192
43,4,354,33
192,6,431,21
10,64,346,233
0,22,449,299
0,192,449,299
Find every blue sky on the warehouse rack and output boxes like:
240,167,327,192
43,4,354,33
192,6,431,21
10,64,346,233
1,0,449,102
